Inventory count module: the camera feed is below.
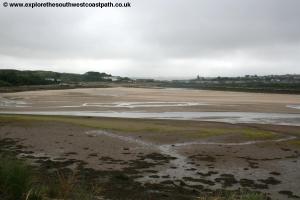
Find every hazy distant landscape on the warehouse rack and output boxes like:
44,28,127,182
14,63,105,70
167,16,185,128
1,69,300,94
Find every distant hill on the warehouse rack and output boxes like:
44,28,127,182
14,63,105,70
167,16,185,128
0,69,113,86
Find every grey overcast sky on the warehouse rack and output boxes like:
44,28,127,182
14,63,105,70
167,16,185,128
0,0,300,78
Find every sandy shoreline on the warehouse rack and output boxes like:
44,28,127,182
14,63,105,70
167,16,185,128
1,87,300,113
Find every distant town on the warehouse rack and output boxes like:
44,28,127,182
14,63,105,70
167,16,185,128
138,74,300,84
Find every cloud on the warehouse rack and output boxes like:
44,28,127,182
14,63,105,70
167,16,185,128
0,0,300,77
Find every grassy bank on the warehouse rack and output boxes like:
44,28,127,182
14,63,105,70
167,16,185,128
0,114,277,140
0,154,99,200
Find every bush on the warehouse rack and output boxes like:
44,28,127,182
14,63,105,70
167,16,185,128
0,154,95,200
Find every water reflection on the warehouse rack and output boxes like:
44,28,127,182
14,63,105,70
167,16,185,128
1,111,300,126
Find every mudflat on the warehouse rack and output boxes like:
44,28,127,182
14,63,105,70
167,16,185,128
0,115,300,199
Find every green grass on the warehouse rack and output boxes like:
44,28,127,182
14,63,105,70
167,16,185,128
196,190,267,200
288,139,300,147
0,155,33,200
0,154,95,200
0,114,277,140
241,129,277,140
240,192,267,200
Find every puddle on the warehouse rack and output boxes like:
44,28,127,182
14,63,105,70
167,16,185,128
43,100,71,103
82,102,208,108
171,136,297,147
2,111,300,126
287,105,300,110
56,106,83,108
155,144,197,182
1,99,209,109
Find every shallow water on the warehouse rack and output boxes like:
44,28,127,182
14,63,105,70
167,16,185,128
1,111,300,126
287,105,300,110
172,136,297,147
0,97,31,107
82,102,208,108
43,102,209,108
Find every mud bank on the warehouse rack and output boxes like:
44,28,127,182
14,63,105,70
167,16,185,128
1,118,299,199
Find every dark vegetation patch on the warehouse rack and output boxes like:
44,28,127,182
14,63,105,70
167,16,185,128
258,177,281,185
238,156,283,161
149,175,160,178
0,138,200,200
239,179,268,189
285,153,300,159
279,191,300,199
64,152,78,156
124,152,176,173
248,161,259,169
0,69,113,87
88,153,98,157
269,171,281,176
183,177,215,186
186,168,197,171
281,147,291,151
0,137,271,200
189,154,216,162
99,156,124,165
197,171,219,177
143,169,158,173
215,174,238,188
238,156,261,168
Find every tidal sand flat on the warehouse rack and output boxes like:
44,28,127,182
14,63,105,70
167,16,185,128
0,88,300,199
1,87,300,126
1,87,300,113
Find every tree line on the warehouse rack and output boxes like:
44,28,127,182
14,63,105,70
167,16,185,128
0,69,112,86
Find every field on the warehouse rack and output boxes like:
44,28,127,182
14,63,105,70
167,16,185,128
0,87,300,199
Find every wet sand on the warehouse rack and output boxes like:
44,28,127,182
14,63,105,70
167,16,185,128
1,87,300,126
0,87,300,113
